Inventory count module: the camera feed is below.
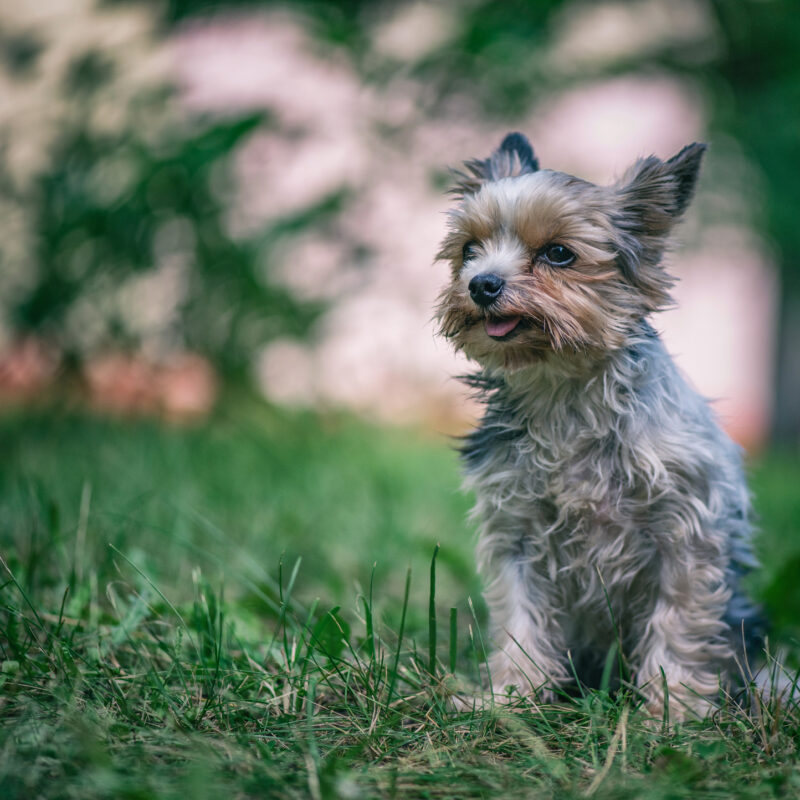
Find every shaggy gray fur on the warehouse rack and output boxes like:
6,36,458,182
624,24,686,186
438,133,764,719
463,325,763,707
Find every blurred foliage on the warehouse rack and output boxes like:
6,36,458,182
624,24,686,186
0,2,321,379
703,0,800,440
150,0,800,277
156,0,565,114
14,114,320,375
707,0,800,288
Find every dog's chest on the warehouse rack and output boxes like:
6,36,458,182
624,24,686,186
466,397,658,593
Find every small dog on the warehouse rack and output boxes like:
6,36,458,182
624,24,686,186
436,132,763,719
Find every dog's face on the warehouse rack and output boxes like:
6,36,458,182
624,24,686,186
436,133,705,371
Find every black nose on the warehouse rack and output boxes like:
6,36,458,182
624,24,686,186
468,273,505,307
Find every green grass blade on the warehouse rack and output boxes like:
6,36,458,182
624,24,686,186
599,640,619,694
386,567,411,708
0,554,47,635
449,607,457,674
428,544,439,677
364,562,376,667
468,595,493,703
108,544,194,646
660,666,670,730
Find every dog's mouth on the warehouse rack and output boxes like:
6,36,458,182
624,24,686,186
485,315,522,340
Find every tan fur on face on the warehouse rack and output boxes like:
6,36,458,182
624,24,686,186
436,171,657,369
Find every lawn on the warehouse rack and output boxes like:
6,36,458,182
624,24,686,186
2,398,800,799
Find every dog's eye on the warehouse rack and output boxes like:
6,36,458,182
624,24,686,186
462,240,479,262
540,243,576,267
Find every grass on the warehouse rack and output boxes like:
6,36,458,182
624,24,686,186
2,398,800,798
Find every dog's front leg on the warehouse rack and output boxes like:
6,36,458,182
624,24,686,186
482,556,569,702
634,558,733,721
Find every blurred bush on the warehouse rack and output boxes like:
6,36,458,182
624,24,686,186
0,2,320,391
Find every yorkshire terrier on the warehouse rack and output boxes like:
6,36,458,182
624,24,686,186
437,132,763,719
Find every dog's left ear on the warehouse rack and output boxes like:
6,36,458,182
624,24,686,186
487,132,540,181
612,143,706,307
616,143,707,235
452,132,539,196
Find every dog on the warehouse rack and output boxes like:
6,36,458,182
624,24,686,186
436,132,763,720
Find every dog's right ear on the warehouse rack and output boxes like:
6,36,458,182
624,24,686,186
610,143,706,310
451,132,539,197
615,143,707,235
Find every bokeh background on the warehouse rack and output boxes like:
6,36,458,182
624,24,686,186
2,0,800,444
2,1,799,631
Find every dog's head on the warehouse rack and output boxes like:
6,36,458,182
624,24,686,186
436,132,705,371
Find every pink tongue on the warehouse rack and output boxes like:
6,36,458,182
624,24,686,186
485,316,521,338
